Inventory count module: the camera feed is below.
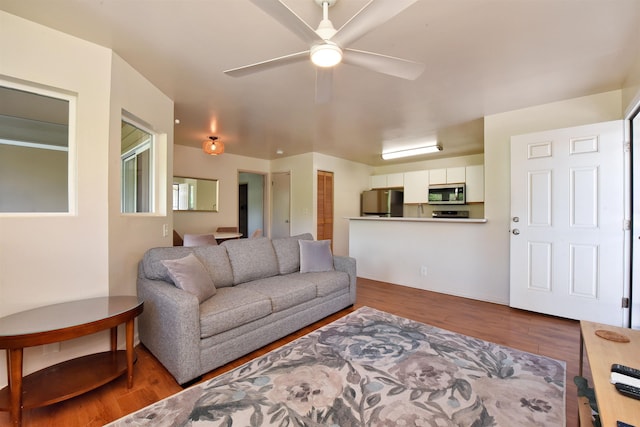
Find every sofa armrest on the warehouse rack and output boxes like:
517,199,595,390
333,255,357,304
137,268,202,385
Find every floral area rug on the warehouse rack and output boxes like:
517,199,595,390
108,307,565,426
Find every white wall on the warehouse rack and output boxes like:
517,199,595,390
173,145,270,235
268,153,372,256
623,44,640,117
350,219,499,301
372,153,484,175
483,90,623,303
108,54,174,297
0,12,174,388
270,153,315,238
0,12,108,386
312,153,372,256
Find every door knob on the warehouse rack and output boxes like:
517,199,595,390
512,216,520,222
512,229,520,235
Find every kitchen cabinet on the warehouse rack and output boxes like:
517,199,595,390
429,167,465,184
465,165,484,202
403,170,430,203
379,165,483,203
370,175,387,188
387,173,404,187
370,173,404,189
446,167,466,183
428,168,446,185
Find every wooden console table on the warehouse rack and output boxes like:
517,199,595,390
0,296,143,427
580,320,640,427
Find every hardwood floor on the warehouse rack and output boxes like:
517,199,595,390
1,278,587,426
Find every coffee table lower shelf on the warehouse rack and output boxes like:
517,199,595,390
0,350,133,410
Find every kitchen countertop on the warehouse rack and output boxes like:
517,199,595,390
347,216,487,223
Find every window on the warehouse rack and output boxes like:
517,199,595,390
0,82,74,213
121,119,154,213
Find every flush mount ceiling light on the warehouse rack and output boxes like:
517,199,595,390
382,144,442,160
202,136,224,155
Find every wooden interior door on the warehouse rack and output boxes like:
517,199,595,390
317,170,334,247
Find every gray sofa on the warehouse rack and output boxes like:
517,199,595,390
137,233,356,385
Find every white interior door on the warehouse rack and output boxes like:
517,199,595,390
271,172,290,238
510,120,628,325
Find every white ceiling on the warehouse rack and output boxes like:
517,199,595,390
2,0,639,166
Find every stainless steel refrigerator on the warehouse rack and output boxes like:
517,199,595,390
361,189,404,217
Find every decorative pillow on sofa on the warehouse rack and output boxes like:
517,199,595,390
161,253,216,303
272,233,314,274
299,240,334,273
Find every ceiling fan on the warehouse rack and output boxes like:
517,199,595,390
224,0,425,103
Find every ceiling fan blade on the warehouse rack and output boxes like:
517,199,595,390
224,51,309,77
250,0,323,45
315,68,333,104
342,48,425,80
332,0,418,47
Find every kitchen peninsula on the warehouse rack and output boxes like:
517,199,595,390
348,216,502,305
352,216,487,224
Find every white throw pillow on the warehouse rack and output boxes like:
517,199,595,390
161,253,217,303
299,240,334,273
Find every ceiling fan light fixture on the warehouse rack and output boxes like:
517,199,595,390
202,136,224,155
311,42,342,68
382,144,442,160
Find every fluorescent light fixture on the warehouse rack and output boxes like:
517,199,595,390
311,42,343,67
382,144,442,160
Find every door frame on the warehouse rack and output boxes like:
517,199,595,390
628,98,640,329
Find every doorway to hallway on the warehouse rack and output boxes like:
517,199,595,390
238,172,265,239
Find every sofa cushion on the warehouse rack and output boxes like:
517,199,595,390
161,253,216,303
294,271,350,297
299,240,335,273
142,246,234,288
199,287,272,338
223,237,279,285
143,246,197,282
238,276,316,312
272,233,314,274
193,245,234,288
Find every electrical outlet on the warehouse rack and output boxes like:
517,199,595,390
420,266,428,277
162,223,169,237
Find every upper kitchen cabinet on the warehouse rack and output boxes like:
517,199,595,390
429,167,465,185
403,170,430,203
465,165,484,203
370,173,404,189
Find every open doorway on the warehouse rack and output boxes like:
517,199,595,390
238,172,265,238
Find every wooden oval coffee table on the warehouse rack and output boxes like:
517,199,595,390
0,296,143,427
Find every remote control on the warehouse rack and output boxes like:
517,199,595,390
612,364,640,380
612,372,640,388
614,382,640,400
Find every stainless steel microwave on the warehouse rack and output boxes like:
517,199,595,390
428,184,466,205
